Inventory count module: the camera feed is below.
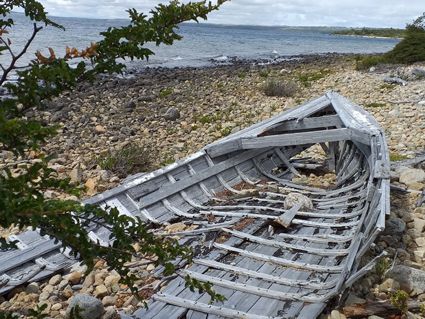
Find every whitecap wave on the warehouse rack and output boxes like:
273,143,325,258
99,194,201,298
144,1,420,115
213,55,228,62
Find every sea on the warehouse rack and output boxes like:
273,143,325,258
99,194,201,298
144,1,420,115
1,12,400,72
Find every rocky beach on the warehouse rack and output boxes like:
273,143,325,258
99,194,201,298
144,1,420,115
1,53,425,318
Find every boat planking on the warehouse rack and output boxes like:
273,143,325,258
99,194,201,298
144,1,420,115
0,91,390,318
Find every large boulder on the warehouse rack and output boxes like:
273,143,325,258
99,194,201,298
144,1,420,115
65,294,104,319
387,265,425,294
399,168,425,187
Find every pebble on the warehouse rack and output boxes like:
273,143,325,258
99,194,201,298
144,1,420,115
94,284,108,298
51,303,62,311
102,295,117,307
66,271,83,285
378,278,400,292
103,306,120,319
329,310,346,319
49,274,62,286
104,273,121,287
85,178,97,195
95,125,106,134
69,166,83,183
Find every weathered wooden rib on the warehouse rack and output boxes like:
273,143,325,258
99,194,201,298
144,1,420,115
0,92,389,318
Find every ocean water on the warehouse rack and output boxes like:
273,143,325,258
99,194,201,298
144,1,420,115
1,13,400,71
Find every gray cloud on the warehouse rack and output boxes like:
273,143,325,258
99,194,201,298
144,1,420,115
41,0,424,27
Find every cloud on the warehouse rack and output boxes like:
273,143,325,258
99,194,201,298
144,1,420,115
41,0,423,27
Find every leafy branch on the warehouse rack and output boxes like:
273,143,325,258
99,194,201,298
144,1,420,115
0,0,228,305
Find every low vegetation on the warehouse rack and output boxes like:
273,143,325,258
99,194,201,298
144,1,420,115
389,152,409,162
390,290,409,314
356,55,384,70
296,69,331,87
365,102,386,108
259,68,271,78
159,87,174,98
375,257,390,279
379,83,396,91
333,27,405,38
356,13,425,69
96,143,153,178
263,78,298,97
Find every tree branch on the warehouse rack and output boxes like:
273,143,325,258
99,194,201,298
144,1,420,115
0,23,43,86
0,36,15,58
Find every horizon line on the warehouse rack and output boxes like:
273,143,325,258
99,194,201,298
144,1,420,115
9,11,406,29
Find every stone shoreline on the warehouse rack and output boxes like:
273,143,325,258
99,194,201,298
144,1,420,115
16,53,425,197
1,53,425,318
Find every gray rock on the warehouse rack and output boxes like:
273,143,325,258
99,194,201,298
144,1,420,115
412,68,425,78
163,107,180,121
65,294,104,319
70,166,83,183
71,284,83,291
139,95,155,102
25,282,40,294
387,265,425,294
118,312,133,319
399,168,425,186
124,101,136,112
383,77,407,86
384,217,406,235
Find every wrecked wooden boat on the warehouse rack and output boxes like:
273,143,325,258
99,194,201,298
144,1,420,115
0,91,390,318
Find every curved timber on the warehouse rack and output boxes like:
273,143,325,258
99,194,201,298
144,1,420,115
0,92,390,318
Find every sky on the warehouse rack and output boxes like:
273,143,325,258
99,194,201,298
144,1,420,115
38,0,423,28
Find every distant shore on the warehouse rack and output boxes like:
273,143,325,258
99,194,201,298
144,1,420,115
332,27,405,39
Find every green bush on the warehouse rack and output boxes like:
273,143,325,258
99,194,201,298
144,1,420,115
97,143,153,178
263,79,298,97
384,28,425,64
356,13,425,68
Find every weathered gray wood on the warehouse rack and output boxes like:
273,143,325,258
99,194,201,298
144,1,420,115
153,293,278,319
182,269,330,302
0,239,60,274
208,128,352,158
268,114,343,133
193,259,338,289
138,149,267,209
213,243,343,273
277,202,302,227
220,228,349,256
